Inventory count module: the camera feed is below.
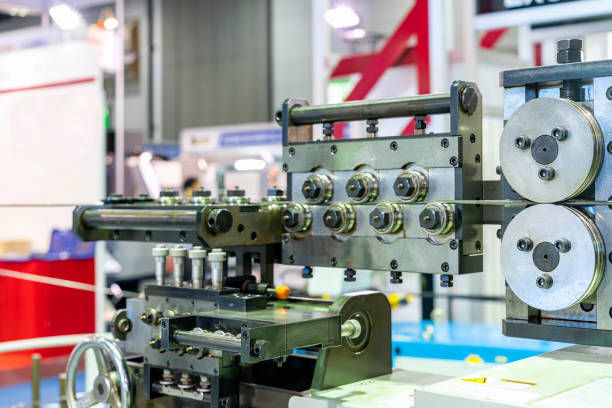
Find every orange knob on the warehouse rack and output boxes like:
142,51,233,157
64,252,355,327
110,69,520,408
275,285,290,300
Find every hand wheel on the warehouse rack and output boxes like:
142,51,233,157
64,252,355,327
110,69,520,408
65,335,132,408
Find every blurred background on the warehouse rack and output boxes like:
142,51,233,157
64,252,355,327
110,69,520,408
0,0,611,405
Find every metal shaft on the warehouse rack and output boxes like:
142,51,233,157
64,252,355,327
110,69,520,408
153,244,169,285
286,93,451,126
208,249,226,291
173,330,241,353
81,209,198,230
32,353,41,408
59,373,67,408
189,246,206,289
170,245,187,288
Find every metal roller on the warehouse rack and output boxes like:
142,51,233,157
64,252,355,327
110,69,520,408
500,98,604,203
280,93,451,126
501,204,605,311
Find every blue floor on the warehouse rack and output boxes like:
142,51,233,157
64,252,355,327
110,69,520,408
0,373,84,408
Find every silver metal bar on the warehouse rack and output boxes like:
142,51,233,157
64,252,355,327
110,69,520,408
32,353,41,408
208,249,226,291
173,330,242,353
286,93,451,126
170,246,187,288
189,247,206,289
81,209,198,230
152,245,169,286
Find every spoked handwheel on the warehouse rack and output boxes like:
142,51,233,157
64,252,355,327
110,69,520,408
65,335,132,408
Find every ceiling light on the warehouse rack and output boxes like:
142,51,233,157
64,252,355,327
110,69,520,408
103,16,119,30
345,28,366,40
324,5,359,29
234,159,266,172
49,4,83,30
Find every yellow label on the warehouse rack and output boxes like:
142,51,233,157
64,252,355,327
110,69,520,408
461,377,487,384
501,379,536,386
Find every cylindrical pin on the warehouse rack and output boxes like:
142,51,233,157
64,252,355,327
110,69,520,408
189,246,207,288
208,249,227,291
152,244,169,285
170,245,187,287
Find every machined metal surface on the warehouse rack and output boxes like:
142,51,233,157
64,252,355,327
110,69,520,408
500,98,604,203
281,93,451,126
501,205,605,311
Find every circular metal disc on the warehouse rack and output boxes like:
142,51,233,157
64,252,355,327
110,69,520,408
501,204,604,311
500,98,603,203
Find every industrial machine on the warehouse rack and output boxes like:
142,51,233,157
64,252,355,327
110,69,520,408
62,38,612,408
62,80,484,407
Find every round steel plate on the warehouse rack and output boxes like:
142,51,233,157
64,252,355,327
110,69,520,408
501,204,604,311
500,98,603,203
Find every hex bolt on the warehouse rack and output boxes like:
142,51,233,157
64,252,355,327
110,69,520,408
346,177,366,200
152,244,169,285
538,166,555,181
554,239,571,253
208,249,226,291
517,238,533,252
323,208,343,230
419,207,440,230
302,179,320,200
514,135,531,150
189,246,207,289
369,207,390,231
536,274,553,289
551,126,568,141
394,176,415,197
340,319,362,339
170,245,187,287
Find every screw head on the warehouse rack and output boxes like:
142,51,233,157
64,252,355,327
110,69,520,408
538,166,555,180
554,239,571,253
281,209,299,229
551,126,568,141
393,176,415,197
390,260,399,270
390,141,398,151
369,207,390,230
419,208,440,230
536,274,553,289
346,177,366,199
441,262,450,272
607,86,612,100
514,135,530,149
460,85,478,115
323,208,343,229
517,238,532,251
302,179,321,200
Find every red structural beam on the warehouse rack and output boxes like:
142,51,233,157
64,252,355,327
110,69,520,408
333,0,429,138
330,48,416,78
480,28,508,49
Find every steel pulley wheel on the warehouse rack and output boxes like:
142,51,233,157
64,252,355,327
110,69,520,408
65,335,132,408
500,98,603,203
501,204,605,311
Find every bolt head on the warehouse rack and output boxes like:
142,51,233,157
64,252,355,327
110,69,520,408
551,127,567,141
281,209,299,229
538,166,555,180
460,86,478,115
369,208,390,229
323,209,343,229
302,179,321,200
557,49,582,64
557,38,583,51
345,178,366,198
419,208,440,230
514,135,530,149
393,176,415,197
